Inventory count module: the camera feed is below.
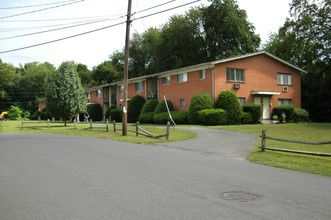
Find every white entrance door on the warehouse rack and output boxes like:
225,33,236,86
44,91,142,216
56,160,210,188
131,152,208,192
254,97,270,120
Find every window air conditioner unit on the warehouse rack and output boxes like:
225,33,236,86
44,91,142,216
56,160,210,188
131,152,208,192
234,84,240,89
283,86,288,92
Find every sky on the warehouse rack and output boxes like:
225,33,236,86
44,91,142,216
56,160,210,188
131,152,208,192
0,0,292,69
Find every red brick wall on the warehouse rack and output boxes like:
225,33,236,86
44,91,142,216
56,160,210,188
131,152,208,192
87,90,103,107
38,101,46,111
117,81,147,108
214,54,301,112
158,69,213,111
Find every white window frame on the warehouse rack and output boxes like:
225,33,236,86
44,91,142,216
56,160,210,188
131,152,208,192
178,73,187,83
200,69,205,79
277,73,292,85
278,99,292,105
180,99,185,108
96,89,101,97
86,92,91,99
162,76,170,85
238,97,245,105
226,68,245,82
135,81,144,91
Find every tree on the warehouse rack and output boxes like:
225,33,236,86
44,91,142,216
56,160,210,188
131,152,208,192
0,60,15,99
77,63,92,88
92,61,121,86
264,0,330,121
45,61,86,125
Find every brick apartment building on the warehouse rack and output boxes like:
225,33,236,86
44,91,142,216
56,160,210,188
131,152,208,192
85,51,306,120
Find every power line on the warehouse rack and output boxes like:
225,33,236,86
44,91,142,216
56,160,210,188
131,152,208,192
0,0,86,20
0,0,202,54
0,0,79,10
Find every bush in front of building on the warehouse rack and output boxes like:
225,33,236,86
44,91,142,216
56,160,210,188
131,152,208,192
241,112,254,124
87,103,103,121
293,108,309,122
242,103,261,124
154,100,174,114
138,112,155,124
141,99,159,114
109,108,123,122
198,109,227,125
215,90,243,125
188,93,213,124
128,95,146,123
153,111,189,124
271,105,294,123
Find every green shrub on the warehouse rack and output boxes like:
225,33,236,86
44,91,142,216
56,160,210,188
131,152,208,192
128,95,146,123
141,99,159,113
241,112,253,124
105,105,117,119
138,112,155,124
198,109,227,125
7,105,23,120
154,100,174,114
242,103,261,124
215,90,243,124
87,103,103,121
31,110,41,120
110,108,122,122
188,93,213,124
153,111,189,124
41,108,52,120
293,108,309,122
271,105,294,123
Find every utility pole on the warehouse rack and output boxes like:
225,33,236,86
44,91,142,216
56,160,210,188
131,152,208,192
122,0,132,136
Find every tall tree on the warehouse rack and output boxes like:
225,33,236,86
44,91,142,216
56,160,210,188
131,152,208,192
46,61,86,125
0,59,15,99
91,61,122,86
77,63,92,88
264,0,330,121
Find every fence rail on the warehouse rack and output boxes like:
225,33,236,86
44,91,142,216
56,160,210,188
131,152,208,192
260,130,331,157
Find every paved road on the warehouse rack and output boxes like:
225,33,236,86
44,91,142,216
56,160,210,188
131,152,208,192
0,133,330,220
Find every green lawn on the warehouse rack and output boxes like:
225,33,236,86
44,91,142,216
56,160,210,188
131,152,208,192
208,123,331,176
0,120,197,144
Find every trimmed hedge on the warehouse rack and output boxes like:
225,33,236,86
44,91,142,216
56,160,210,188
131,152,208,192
293,108,309,122
141,99,158,113
105,105,117,119
138,112,155,124
271,105,294,123
215,90,243,124
109,108,122,122
241,112,253,124
242,103,261,124
154,100,174,114
198,109,227,125
188,93,213,124
153,111,189,124
87,103,103,121
127,95,146,123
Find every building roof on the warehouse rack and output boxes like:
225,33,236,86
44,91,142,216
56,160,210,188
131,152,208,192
86,51,307,91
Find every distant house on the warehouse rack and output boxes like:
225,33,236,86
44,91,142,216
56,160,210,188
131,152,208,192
85,51,306,120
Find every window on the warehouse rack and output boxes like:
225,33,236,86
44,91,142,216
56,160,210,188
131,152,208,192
135,81,144,91
226,68,245,82
238,97,246,105
120,86,124,94
86,92,91,99
200,70,205,79
278,73,292,85
178,73,187,83
278,99,292,105
180,99,185,108
96,89,101,97
162,76,170,85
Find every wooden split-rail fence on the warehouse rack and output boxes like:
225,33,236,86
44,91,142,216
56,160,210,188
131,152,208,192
260,130,331,157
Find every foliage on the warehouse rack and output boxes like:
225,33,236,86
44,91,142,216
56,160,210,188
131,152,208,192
138,112,155,124
198,109,227,125
242,103,262,124
105,106,117,119
264,0,330,122
0,60,15,99
87,104,103,121
91,61,122,86
127,95,146,123
188,93,214,124
293,108,309,123
241,112,253,124
110,108,122,122
7,105,23,120
215,90,243,124
45,61,86,124
154,100,174,114
271,105,295,123
141,99,159,114
77,63,92,88
153,111,189,124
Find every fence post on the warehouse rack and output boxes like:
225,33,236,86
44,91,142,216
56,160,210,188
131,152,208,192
90,119,92,130
38,116,41,122
166,121,170,139
113,120,116,133
48,119,50,129
52,117,55,122
106,119,109,132
261,130,266,151
21,118,24,130
136,121,139,136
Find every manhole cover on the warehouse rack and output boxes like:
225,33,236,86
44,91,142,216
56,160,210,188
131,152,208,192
222,191,260,202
